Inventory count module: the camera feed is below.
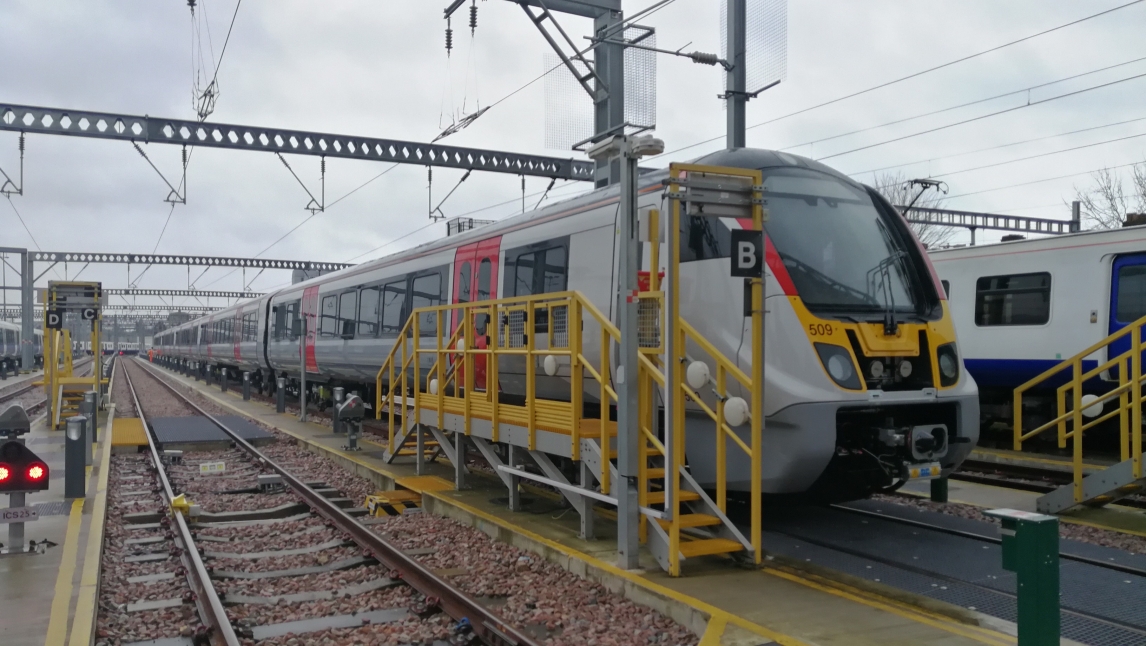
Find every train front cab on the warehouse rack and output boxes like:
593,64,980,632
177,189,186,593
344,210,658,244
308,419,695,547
684,152,979,501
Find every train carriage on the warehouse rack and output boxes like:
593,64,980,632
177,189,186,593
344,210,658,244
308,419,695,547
161,148,979,500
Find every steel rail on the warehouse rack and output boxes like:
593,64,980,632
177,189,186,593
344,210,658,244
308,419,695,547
119,358,241,646
832,502,1146,578
132,358,541,646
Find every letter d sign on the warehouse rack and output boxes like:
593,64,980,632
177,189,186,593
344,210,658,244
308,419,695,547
730,229,763,278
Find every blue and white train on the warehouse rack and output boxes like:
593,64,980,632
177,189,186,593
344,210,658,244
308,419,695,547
931,225,1146,428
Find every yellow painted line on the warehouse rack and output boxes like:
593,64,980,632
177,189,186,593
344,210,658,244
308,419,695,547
970,448,1103,470
69,419,114,646
43,499,84,646
697,614,728,646
763,568,1014,646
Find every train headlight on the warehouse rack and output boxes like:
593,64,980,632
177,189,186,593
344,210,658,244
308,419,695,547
815,344,861,390
936,343,959,387
898,360,913,378
870,361,885,379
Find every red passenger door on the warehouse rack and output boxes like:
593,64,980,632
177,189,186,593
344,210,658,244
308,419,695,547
301,286,320,373
452,237,501,390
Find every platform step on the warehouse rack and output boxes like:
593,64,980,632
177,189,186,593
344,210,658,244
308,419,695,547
678,538,744,558
645,468,665,479
645,490,700,505
1037,457,1146,514
655,513,722,529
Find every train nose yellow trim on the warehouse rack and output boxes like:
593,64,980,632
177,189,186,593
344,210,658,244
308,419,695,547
852,322,922,357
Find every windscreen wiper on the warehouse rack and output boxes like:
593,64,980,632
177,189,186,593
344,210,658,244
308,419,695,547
781,254,882,307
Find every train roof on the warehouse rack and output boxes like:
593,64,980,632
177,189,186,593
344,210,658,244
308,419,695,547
163,146,855,333
928,224,1146,260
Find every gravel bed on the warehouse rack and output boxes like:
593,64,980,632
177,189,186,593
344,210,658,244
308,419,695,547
97,454,201,645
123,360,198,418
373,513,698,645
219,561,393,597
875,493,1146,554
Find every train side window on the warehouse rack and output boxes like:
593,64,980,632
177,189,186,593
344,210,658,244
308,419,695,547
542,246,567,293
320,295,338,337
1116,265,1146,323
338,290,357,338
358,287,381,337
477,259,491,301
273,306,285,341
458,262,472,304
411,272,443,336
941,280,950,298
975,273,1051,326
380,280,407,335
513,253,535,297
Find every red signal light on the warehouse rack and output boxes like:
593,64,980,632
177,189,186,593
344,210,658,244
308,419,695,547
0,465,9,482
27,464,45,481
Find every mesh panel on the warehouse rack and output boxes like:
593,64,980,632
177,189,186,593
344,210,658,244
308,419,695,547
638,296,661,349
550,305,569,348
543,54,593,151
721,0,788,90
623,27,657,131
506,310,527,348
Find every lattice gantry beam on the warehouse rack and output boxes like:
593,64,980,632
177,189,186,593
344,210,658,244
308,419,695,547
899,206,1079,235
104,288,264,299
0,305,220,317
31,251,351,271
1,103,595,182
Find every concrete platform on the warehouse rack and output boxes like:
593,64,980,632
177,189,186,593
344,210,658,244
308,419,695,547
148,360,1021,646
0,406,114,646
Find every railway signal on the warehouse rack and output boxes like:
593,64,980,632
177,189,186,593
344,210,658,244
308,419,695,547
0,441,49,493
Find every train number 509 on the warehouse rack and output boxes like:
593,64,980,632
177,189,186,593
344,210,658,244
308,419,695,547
807,323,833,337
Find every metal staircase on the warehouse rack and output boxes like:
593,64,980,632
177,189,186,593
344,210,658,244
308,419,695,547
1013,313,1146,514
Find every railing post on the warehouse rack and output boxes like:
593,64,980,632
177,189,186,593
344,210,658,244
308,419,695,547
1013,387,1023,452
750,171,765,565
464,306,474,437
1056,387,1066,450
716,365,727,512
489,304,500,443
414,314,424,476
525,302,536,449
571,299,583,460
1072,358,1083,504
1134,324,1143,479
1120,356,1130,462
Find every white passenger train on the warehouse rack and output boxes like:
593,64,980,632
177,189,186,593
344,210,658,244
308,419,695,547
154,148,979,500
931,225,1146,427
0,320,43,371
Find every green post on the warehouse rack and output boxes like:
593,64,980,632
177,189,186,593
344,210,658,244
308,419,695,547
930,476,949,503
985,509,1059,646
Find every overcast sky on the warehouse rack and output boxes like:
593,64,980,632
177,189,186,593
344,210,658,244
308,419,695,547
2,0,1144,309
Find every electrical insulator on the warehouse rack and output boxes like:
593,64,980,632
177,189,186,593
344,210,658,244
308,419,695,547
18,133,24,152
445,18,454,56
321,157,326,174
470,1,478,35
181,145,187,166
187,0,196,9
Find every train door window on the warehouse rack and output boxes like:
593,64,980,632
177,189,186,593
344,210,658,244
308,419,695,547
1116,265,1146,323
513,253,536,297
477,259,491,301
410,272,443,336
975,273,1051,326
320,295,338,337
358,286,381,337
542,246,567,293
457,262,472,304
941,280,950,298
273,306,286,341
286,301,301,340
338,290,357,338
380,280,407,335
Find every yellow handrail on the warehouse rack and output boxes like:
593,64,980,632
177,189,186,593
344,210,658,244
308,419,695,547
1014,311,1146,503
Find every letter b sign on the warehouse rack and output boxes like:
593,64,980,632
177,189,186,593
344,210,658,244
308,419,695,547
730,229,763,278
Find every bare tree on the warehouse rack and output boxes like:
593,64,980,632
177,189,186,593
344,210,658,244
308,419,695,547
872,171,954,248
1073,163,1146,229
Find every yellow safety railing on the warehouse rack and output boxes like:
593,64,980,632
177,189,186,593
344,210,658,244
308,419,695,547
1014,313,1146,503
375,290,666,496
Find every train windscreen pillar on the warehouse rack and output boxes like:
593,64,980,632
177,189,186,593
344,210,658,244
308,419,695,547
242,372,251,401
276,378,286,413
65,416,86,499
985,509,1059,646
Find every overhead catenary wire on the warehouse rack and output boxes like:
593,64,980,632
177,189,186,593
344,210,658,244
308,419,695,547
927,130,1146,179
946,159,1146,200
815,70,1146,162
650,0,1146,161
793,54,1146,158
850,113,1146,176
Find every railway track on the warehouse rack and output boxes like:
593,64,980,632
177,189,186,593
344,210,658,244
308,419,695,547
109,357,539,646
103,358,698,646
951,459,1146,510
